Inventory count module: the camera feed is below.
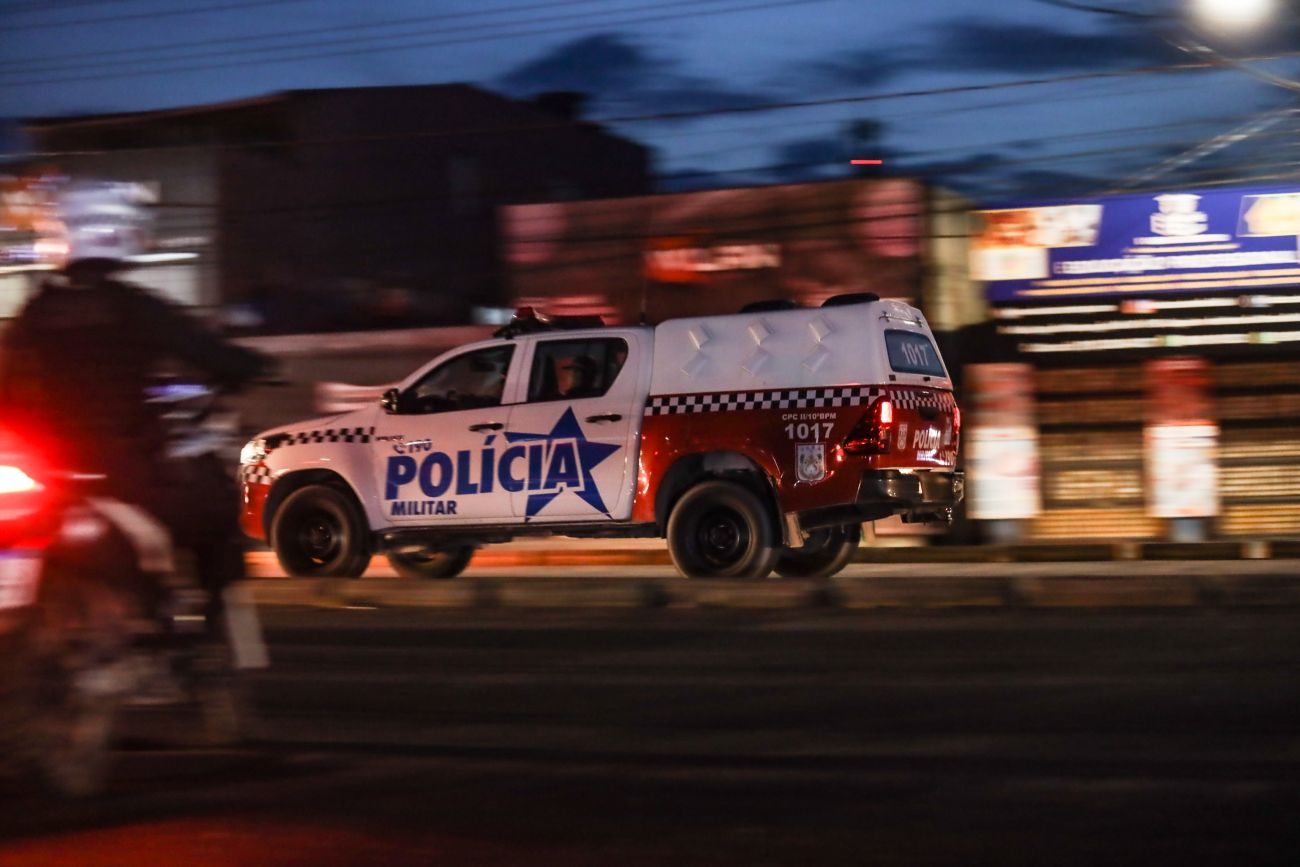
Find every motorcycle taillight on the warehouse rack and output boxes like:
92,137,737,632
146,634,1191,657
843,398,894,456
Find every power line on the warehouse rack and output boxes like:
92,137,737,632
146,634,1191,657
2,0,319,32
13,52,1280,163
0,0,142,12
0,0,189,12
668,102,1269,168
0,0,681,73
1035,0,1158,19
661,75,1241,167
598,56,1269,125
71,120,1300,225
1,0,839,85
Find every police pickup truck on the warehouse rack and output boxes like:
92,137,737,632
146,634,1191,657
240,295,963,579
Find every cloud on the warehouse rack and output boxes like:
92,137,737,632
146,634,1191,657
497,33,651,96
493,33,778,119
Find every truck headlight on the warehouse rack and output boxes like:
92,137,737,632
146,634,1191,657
240,438,267,465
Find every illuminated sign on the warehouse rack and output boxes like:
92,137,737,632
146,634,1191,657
973,185,1300,303
643,237,780,283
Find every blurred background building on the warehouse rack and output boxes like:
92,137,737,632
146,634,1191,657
503,177,979,332
1,84,650,330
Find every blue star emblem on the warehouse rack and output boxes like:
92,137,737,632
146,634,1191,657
504,408,621,519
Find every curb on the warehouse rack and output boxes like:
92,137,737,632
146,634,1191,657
246,540,1300,577
248,572,1300,611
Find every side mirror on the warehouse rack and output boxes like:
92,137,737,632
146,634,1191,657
381,388,401,413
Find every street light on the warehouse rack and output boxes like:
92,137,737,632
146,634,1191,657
1189,0,1274,33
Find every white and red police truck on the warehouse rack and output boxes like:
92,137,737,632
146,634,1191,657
239,295,963,579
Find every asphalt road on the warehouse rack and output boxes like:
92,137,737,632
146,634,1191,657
1,605,1299,866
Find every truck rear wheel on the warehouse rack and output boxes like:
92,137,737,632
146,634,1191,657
667,480,777,578
773,523,861,579
272,485,371,578
385,546,476,580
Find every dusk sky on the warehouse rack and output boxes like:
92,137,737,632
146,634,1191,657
2,0,1298,199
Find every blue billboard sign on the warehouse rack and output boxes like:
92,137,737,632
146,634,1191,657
972,185,1300,303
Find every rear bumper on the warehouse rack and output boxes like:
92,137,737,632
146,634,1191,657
798,469,964,530
864,469,964,515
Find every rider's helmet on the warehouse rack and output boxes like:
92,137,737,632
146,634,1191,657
54,180,152,270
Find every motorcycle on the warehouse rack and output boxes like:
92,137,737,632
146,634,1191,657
0,381,269,797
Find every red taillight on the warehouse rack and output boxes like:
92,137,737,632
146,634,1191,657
0,465,40,495
952,405,961,433
843,398,894,455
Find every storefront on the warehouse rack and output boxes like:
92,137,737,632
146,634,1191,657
971,184,1300,541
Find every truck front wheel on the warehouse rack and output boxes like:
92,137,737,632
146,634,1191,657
272,485,371,578
667,480,777,578
773,523,861,579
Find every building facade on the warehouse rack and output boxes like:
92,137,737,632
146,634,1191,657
8,84,650,330
502,177,980,331
968,184,1300,541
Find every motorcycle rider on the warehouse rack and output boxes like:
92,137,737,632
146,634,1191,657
0,180,273,628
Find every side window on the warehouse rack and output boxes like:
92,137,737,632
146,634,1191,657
402,345,514,414
527,337,628,403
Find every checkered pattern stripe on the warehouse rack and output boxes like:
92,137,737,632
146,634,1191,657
281,426,375,445
645,386,883,416
889,388,957,411
240,464,273,486
644,386,953,417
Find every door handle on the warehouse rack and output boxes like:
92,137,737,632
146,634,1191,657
468,422,504,432
585,413,622,424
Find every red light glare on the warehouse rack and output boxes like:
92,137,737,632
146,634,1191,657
877,399,894,425
850,159,884,165
0,466,39,494
0,428,51,493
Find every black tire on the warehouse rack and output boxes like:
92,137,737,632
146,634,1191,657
666,479,778,578
385,546,476,580
18,573,135,797
773,523,862,579
271,484,371,578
